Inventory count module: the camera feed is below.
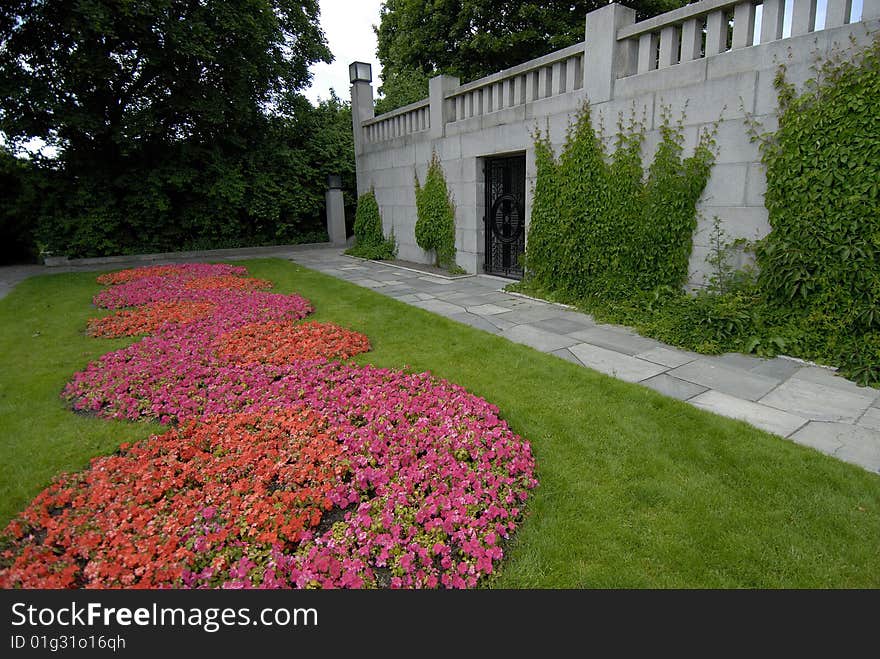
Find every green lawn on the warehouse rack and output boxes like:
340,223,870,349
1,258,878,587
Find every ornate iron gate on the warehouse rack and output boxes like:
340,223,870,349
484,155,526,279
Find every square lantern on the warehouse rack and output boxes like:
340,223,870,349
349,61,372,83
326,174,343,189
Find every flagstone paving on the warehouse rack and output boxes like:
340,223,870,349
289,247,880,474
3,244,878,474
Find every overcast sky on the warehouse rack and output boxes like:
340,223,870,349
305,0,385,105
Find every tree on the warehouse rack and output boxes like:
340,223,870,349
0,146,42,263
0,0,339,257
375,0,688,110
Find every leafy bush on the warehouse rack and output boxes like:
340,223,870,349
753,37,880,384
415,152,457,269
516,40,880,387
346,190,397,260
525,102,715,301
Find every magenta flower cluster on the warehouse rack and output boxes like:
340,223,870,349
59,264,539,588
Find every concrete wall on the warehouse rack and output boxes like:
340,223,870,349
352,1,879,285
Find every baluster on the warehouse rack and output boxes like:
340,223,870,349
824,0,852,26
637,32,658,73
732,2,756,48
680,18,703,61
705,9,728,54
791,0,817,35
659,25,680,67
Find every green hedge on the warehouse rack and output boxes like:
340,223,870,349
415,152,457,269
525,102,715,300
346,190,397,260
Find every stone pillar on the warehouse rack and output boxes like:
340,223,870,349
584,3,637,104
325,175,347,247
428,74,460,140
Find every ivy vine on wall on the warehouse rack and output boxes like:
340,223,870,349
524,101,716,301
415,152,458,270
753,36,880,385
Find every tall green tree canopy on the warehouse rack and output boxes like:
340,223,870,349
0,0,350,259
375,0,687,112
0,0,330,156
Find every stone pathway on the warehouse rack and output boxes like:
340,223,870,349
290,247,880,474
2,244,878,473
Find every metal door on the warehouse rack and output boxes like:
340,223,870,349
484,155,526,278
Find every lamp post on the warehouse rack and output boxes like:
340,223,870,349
349,61,374,163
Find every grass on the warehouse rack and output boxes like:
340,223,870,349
1,258,879,587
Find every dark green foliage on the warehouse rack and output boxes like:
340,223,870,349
375,0,688,111
346,190,397,260
0,0,353,257
517,38,880,387
415,153,457,269
0,147,41,263
374,69,431,115
525,103,715,301
754,38,880,383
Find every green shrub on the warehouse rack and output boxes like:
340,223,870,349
346,189,397,260
414,152,456,269
524,102,715,301
514,39,880,387
754,36,880,383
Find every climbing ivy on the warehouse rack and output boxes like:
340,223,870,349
524,102,715,301
518,38,880,387
754,37,880,384
346,189,397,260
415,152,457,269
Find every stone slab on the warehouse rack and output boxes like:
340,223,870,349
640,374,707,401
857,407,880,432
483,315,518,332
750,357,805,381
529,317,597,335
415,293,435,301
568,326,667,356
568,343,668,383
501,325,580,352
688,390,808,437
551,348,583,365
668,360,780,401
788,366,877,398
759,378,876,423
448,312,501,334
790,422,880,474
636,347,701,369
394,294,421,303
466,303,513,316
714,352,765,371
495,307,567,325
410,299,466,315
352,278,388,288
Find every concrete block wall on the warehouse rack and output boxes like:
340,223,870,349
353,1,879,286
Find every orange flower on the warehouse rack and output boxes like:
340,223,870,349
216,320,371,364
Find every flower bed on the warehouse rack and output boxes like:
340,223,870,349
95,263,248,286
0,263,537,589
0,409,343,588
87,300,217,338
217,320,371,365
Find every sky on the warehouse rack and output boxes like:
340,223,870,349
304,0,385,106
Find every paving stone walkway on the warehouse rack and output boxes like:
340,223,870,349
290,247,880,474
2,244,878,474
